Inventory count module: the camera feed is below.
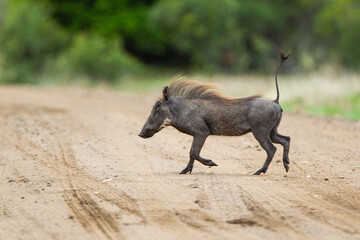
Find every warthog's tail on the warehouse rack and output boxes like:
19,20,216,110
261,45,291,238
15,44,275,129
274,50,290,104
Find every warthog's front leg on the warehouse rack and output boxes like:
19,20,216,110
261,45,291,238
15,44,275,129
180,134,216,174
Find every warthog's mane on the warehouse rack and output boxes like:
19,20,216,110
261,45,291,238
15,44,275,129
167,77,260,101
168,77,231,100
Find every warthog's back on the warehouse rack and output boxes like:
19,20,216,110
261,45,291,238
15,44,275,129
169,97,281,136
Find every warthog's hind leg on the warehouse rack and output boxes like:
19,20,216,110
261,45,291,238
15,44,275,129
252,128,277,175
270,130,291,172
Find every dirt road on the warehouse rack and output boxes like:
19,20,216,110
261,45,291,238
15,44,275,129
0,86,359,240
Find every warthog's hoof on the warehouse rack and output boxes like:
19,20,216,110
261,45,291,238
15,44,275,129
253,168,267,175
284,163,289,172
199,159,218,167
179,166,193,174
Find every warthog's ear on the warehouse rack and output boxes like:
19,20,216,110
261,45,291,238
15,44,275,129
163,86,170,102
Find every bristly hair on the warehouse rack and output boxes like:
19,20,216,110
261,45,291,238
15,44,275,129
167,76,232,100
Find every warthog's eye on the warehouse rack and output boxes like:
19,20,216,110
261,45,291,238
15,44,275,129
155,102,161,109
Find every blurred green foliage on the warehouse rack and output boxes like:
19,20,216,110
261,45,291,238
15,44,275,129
314,0,360,68
55,34,141,81
0,0,360,83
0,0,66,83
150,0,244,72
45,0,168,58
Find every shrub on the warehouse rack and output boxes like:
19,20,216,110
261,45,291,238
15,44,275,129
149,0,301,73
314,0,360,68
150,0,245,72
56,34,141,82
0,1,66,83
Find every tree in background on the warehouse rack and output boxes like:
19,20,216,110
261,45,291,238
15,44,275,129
0,0,359,83
150,0,244,72
0,0,142,82
314,0,360,68
0,0,66,83
150,0,326,72
43,0,169,63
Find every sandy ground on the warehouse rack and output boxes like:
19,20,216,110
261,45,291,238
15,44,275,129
0,86,359,240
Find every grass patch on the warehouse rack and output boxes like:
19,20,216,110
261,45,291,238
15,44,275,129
283,93,360,120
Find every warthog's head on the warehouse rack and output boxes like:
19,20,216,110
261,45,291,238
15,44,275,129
138,87,172,138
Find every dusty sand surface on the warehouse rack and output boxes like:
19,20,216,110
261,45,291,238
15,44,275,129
0,86,359,240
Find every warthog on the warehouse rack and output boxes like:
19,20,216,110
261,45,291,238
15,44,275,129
139,52,290,175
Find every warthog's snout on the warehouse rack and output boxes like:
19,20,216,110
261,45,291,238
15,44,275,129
138,132,146,138
138,126,149,138
138,127,156,138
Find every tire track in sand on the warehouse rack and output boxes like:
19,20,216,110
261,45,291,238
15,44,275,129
0,104,144,240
